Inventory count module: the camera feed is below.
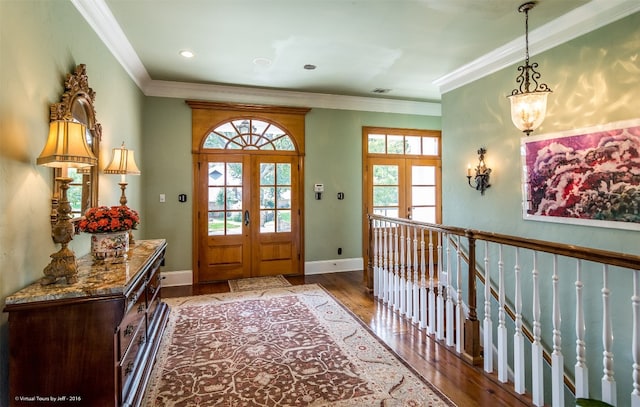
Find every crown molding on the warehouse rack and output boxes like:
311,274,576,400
433,0,640,94
146,80,441,116
73,0,637,115
72,0,439,116
71,0,152,89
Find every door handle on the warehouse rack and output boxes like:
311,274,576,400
407,207,412,220
244,210,250,226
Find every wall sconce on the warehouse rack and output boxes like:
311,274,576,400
507,1,552,136
467,148,491,195
104,142,140,207
37,120,98,285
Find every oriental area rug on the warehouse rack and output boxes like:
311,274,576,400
143,284,456,406
228,275,292,292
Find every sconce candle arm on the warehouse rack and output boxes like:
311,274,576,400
466,148,491,195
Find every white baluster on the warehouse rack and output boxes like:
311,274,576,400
483,240,493,373
412,227,420,325
373,219,379,299
498,244,508,383
382,222,389,304
446,234,454,346
428,230,436,334
377,220,383,300
602,264,616,406
575,260,589,398
531,251,544,406
399,225,406,315
394,224,400,311
532,252,544,406
514,248,525,394
406,225,413,320
551,255,564,407
455,235,463,354
632,269,640,407
436,232,445,341
420,229,428,330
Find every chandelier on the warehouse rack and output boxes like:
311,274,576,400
508,1,552,136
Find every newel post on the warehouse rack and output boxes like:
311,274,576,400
366,215,374,292
464,230,483,365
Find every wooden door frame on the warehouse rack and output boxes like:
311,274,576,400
188,101,309,284
361,126,442,289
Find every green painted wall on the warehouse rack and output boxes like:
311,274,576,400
305,109,440,260
442,12,640,254
141,97,193,271
441,12,640,405
0,2,145,405
141,99,440,270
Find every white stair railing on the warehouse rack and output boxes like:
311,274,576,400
368,214,640,406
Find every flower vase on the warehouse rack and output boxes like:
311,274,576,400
90,230,130,261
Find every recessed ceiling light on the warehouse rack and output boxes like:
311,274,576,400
303,64,317,70
179,50,195,58
253,57,272,66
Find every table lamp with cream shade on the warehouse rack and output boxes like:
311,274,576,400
104,142,140,206
104,142,140,242
37,120,98,285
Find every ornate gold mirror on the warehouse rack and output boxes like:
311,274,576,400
50,64,101,223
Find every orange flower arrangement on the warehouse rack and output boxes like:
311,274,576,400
79,205,139,233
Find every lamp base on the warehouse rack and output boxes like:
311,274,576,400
41,246,78,285
118,182,128,206
41,177,78,285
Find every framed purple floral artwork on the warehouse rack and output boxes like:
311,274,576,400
521,119,640,230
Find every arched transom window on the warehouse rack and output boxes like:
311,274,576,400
204,119,295,151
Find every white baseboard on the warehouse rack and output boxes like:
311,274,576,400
304,258,363,275
161,258,364,286
161,270,193,287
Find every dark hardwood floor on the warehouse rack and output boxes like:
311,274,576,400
162,270,533,407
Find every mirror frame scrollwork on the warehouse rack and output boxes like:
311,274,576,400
49,64,101,225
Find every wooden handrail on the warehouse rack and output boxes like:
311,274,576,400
371,214,640,270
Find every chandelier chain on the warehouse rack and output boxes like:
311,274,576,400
510,1,551,96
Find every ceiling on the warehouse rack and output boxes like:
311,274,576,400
74,0,638,114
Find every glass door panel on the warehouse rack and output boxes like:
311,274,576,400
259,162,292,233
409,163,439,223
208,162,243,235
372,164,401,217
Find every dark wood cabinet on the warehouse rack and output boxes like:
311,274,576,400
4,239,169,407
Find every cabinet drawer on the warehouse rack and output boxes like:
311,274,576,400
119,288,146,358
147,268,162,304
147,292,160,327
119,326,147,401
125,279,146,314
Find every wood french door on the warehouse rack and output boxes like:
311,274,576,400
362,127,442,288
196,153,300,282
366,157,441,222
188,102,308,284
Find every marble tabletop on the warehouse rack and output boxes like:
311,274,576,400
5,239,166,306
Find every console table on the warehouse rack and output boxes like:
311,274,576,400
4,239,169,407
